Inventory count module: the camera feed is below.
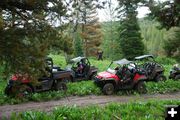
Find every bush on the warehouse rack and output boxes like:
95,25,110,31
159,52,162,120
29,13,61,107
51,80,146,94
146,80,180,94
155,56,177,65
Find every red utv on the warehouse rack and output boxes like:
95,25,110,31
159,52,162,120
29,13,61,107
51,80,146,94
94,59,148,95
4,57,72,98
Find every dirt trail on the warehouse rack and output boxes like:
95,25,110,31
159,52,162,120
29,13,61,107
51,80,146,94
0,92,180,118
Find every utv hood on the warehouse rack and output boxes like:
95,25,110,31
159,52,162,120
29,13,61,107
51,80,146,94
97,71,119,80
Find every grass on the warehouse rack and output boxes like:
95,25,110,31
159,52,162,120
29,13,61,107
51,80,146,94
7,100,180,120
0,54,180,105
49,54,67,68
146,80,180,94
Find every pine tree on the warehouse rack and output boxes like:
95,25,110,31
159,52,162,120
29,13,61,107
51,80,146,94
148,0,180,61
164,27,180,61
148,0,180,30
117,0,145,60
74,34,83,56
68,0,83,57
139,19,166,55
0,0,73,79
102,0,121,60
80,0,102,57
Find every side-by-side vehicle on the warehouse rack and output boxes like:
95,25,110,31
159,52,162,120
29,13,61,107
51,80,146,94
134,55,166,82
5,57,71,98
94,58,148,95
169,64,180,80
66,57,98,82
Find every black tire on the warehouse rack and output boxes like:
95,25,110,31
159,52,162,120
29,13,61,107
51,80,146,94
4,86,11,96
55,82,67,91
135,81,147,94
102,83,114,95
155,74,166,82
89,72,97,80
63,77,71,83
15,85,33,98
175,75,180,80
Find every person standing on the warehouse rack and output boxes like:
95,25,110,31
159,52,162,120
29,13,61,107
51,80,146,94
97,50,103,61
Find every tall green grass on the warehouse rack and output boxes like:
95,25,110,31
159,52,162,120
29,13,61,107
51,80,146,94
49,54,67,68
8,100,180,120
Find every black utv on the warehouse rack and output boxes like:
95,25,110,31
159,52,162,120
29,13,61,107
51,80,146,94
134,55,166,82
66,57,98,82
169,64,180,80
4,57,72,98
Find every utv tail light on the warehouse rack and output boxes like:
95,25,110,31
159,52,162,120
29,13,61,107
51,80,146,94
11,75,18,80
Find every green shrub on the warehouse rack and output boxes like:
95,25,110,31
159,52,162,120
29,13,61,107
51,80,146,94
67,81,101,96
146,80,180,94
155,56,176,65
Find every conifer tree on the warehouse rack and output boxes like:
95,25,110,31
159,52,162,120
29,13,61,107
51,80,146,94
148,0,180,61
117,0,145,60
0,0,73,79
69,0,84,57
80,0,102,57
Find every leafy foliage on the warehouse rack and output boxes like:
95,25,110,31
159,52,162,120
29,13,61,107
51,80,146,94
148,0,180,30
148,0,180,61
164,27,180,62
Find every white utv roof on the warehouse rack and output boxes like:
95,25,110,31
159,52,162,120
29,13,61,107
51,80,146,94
134,55,154,60
113,58,132,65
70,56,86,63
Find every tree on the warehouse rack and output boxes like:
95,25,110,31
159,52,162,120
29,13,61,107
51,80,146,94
117,0,145,60
148,0,180,61
148,0,180,30
68,0,84,57
164,27,180,61
80,0,102,57
0,0,73,79
101,0,122,60
139,19,166,55
74,33,83,56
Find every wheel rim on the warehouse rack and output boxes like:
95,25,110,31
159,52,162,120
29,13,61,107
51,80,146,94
138,83,146,94
159,77,163,81
57,82,67,91
106,86,113,94
139,86,144,93
16,86,32,98
175,75,180,80
158,76,166,81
